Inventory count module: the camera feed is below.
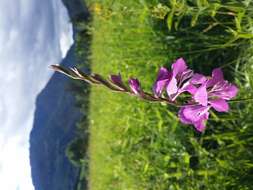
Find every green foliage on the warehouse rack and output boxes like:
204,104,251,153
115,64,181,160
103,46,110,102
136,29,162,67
66,137,88,167
153,0,252,36
76,0,253,189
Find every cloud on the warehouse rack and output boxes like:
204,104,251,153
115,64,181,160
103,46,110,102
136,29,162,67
0,0,73,189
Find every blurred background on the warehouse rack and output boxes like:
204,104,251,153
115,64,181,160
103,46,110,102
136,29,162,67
0,0,88,189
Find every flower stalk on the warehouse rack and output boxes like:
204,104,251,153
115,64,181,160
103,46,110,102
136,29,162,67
51,58,239,132
50,65,180,106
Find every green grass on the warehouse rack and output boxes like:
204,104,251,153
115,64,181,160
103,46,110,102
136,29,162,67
79,1,253,189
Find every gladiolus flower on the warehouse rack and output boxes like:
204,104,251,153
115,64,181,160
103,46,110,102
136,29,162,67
153,58,194,100
51,59,239,133
179,68,238,132
129,78,141,95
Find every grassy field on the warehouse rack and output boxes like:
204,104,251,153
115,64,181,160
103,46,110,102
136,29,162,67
80,1,253,189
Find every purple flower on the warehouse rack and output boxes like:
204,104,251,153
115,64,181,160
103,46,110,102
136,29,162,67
110,74,128,91
110,74,123,85
153,58,194,100
153,67,172,97
193,68,238,111
167,58,194,100
129,78,141,95
179,105,210,132
52,59,239,133
179,68,238,132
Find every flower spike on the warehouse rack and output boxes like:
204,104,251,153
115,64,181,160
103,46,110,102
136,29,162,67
51,58,239,132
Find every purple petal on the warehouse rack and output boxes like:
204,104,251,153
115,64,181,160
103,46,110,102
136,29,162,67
172,58,187,76
166,76,178,99
179,105,210,132
110,74,123,84
207,68,224,87
193,109,209,132
179,107,208,132
173,83,197,101
194,118,208,132
212,68,224,81
180,69,194,83
179,105,210,123
209,99,229,112
182,83,197,95
153,67,171,96
190,73,207,84
110,74,127,90
178,107,192,124
225,84,238,99
129,78,141,94
210,83,238,100
156,67,170,80
168,69,193,101
193,84,208,106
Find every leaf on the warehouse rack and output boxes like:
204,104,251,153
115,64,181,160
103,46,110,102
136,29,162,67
174,14,184,30
143,162,149,174
210,3,221,17
174,6,187,30
235,11,245,32
196,0,209,8
167,9,175,31
191,11,200,27
183,153,190,165
169,0,177,7
226,28,238,36
237,33,253,39
152,3,170,19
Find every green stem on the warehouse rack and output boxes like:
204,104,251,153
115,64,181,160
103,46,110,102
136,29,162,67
229,97,253,103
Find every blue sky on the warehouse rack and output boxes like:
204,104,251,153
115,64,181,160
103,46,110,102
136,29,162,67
0,0,73,189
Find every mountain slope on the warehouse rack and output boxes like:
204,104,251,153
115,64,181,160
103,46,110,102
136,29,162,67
30,45,81,190
30,1,89,190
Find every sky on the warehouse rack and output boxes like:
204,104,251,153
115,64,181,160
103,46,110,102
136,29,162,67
0,0,73,189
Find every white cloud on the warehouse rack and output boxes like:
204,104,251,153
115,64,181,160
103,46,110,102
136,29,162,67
0,0,74,189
